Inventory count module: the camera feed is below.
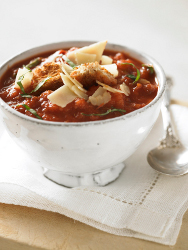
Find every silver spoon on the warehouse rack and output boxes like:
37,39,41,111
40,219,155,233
147,77,188,176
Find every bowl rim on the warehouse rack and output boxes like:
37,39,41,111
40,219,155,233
0,40,166,127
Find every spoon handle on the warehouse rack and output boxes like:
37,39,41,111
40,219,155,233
160,77,180,148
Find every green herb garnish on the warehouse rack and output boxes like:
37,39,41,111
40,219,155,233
127,74,136,80
20,94,33,98
20,76,51,98
26,57,41,69
142,64,154,74
31,76,51,93
62,55,76,68
81,108,126,117
18,104,43,120
16,70,31,95
121,63,140,83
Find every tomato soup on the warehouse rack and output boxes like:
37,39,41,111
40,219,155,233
0,42,158,122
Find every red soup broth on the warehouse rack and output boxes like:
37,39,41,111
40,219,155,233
0,48,158,122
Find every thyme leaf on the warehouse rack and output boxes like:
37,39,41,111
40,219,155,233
121,63,140,83
81,108,126,117
62,55,76,68
18,104,43,120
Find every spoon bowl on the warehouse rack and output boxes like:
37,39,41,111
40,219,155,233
147,77,188,176
147,144,188,176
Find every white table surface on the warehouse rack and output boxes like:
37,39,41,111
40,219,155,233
0,0,188,101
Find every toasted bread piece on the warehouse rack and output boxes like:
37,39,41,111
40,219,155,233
32,62,63,95
70,62,117,89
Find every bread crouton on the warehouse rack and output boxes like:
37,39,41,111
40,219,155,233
70,62,117,89
32,62,63,95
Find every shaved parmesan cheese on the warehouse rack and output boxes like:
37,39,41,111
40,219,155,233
92,86,106,97
60,73,74,89
15,67,33,89
71,77,86,92
101,64,118,77
67,40,107,64
96,81,124,94
41,50,61,65
89,86,111,106
75,52,96,65
71,85,88,99
60,74,88,100
120,83,130,96
101,55,113,65
61,63,74,74
47,85,77,108
61,63,87,93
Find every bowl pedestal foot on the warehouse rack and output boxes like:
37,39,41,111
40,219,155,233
43,163,125,187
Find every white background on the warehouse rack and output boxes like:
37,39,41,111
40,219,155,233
0,0,188,101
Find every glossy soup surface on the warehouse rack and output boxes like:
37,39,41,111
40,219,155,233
0,48,158,122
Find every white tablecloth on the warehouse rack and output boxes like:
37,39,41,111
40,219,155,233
0,105,188,245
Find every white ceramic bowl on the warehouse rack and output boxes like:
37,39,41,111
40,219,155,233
0,41,166,187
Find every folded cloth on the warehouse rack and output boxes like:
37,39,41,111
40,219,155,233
0,104,188,245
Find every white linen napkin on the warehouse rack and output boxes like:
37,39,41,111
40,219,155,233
0,104,188,246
